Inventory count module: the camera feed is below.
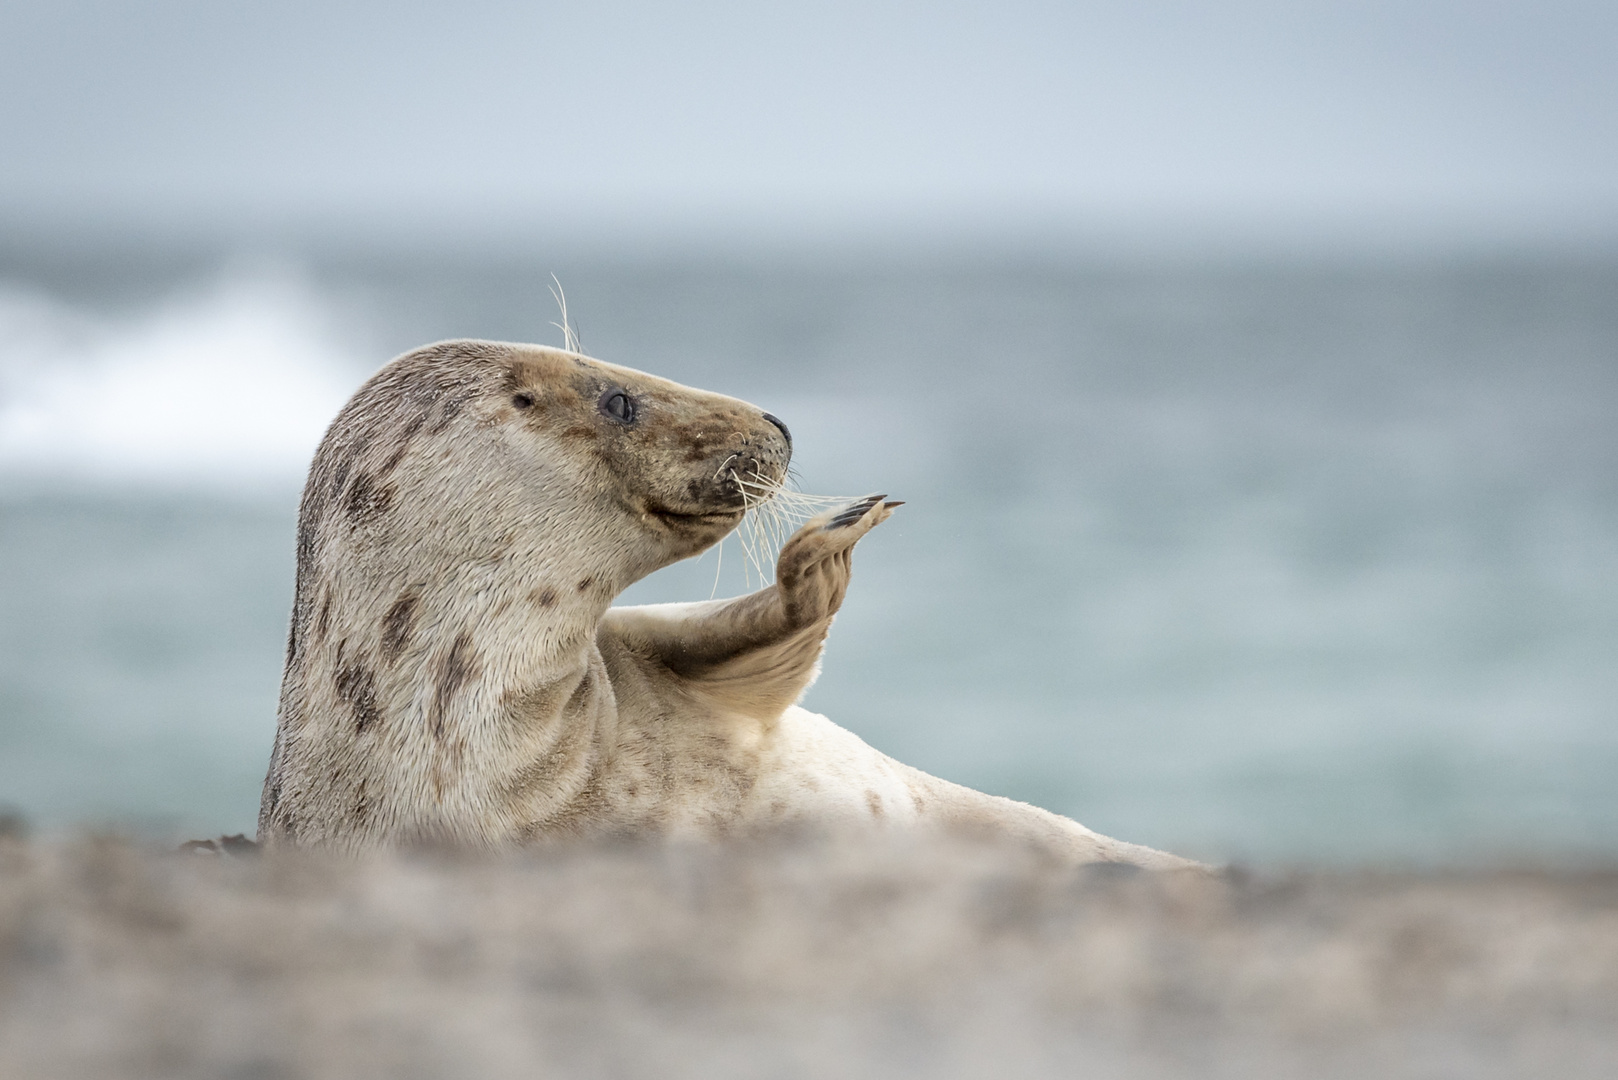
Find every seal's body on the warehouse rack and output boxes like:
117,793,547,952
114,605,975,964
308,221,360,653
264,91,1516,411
260,340,1195,869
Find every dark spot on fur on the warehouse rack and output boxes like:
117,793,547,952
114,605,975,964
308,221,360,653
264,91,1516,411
410,380,446,409
577,577,594,592
431,734,470,802
911,791,927,813
532,587,558,608
381,587,420,660
345,472,396,525
315,588,332,644
335,658,382,735
295,518,317,570
564,673,593,712
327,433,371,509
866,790,885,818
560,425,597,441
328,458,351,507
286,519,322,665
431,389,477,434
430,631,480,740
484,534,516,564
353,778,371,823
378,412,428,479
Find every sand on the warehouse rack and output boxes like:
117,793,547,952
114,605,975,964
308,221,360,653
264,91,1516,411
1,829,1615,1079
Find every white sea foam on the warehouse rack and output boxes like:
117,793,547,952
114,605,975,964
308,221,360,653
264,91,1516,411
0,271,365,487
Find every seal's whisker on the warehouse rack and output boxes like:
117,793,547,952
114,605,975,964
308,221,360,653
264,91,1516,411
733,469,775,590
755,507,781,576
749,505,774,585
737,466,786,586
728,463,889,574
769,502,792,556
735,472,836,503
734,485,857,521
713,451,743,484
727,467,876,587
547,274,582,354
735,470,779,577
762,479,797,553
709,530,725,600
742,515,768,590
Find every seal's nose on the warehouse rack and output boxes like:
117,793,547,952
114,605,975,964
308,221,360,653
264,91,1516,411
761,412,791,448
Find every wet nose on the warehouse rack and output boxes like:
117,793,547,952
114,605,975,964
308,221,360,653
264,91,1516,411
761,412,791,447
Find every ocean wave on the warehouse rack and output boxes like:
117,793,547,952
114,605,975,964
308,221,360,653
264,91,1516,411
0,271,365,486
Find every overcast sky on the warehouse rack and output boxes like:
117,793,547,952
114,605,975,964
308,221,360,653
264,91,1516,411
2,1,1616,246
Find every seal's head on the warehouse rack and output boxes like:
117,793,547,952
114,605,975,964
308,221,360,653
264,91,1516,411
497,343,792,568
291,339,791,627
266,341,793,849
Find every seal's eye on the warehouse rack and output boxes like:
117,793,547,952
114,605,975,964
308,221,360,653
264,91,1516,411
599,389,636,424
512,393,534,409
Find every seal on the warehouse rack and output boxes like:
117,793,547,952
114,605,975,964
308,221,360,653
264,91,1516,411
259,339,1197,869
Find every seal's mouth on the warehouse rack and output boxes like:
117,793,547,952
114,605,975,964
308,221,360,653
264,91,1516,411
644,503,747,529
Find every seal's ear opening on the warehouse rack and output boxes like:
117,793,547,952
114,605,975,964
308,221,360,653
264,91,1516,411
512,393,535,410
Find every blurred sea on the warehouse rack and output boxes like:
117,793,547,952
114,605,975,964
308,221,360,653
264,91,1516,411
1,242,1614,865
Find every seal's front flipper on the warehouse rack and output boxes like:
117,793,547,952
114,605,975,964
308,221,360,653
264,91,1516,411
825,494,886,529
601,494,899,721
776,495,898,628
602,592,831,720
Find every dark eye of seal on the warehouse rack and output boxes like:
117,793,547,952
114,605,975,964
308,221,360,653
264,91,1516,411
599,389,636,424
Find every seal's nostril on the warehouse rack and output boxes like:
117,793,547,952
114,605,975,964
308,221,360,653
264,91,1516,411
761,412,791,447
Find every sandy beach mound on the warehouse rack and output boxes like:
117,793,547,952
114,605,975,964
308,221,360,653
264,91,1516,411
1,831,1615,1079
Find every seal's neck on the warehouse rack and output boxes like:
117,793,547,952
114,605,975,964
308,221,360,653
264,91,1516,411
416,525,632,687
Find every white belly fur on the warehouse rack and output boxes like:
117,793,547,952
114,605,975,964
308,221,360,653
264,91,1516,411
741,706,1196,870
